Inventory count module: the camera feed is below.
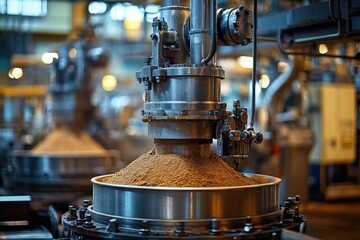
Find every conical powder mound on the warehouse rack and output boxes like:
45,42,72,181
104,148,259,187
31,126,107,156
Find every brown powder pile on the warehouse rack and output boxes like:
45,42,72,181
31,126,107,156
104,149,258,187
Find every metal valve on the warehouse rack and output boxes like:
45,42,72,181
217,99,262,168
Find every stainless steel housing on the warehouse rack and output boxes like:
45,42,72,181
61,175,310,239
136,0,260,158
2,150,119,202
91,174,281,221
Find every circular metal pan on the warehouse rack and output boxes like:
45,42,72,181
2,150,120,197
92,174,281,221
9,150,119,176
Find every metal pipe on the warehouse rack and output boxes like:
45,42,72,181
250,0,257,127
262,56,303,127
257,36,277,42
201,0,217,65
190,0,211,65
162,0,189,7
279,0,343,54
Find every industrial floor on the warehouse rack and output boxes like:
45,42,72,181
302,200,360,240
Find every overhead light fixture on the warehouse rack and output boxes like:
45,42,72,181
102,75,117,91
319,44,328,54
125,5,144,22
88,1,107,15
259,74,270,89
123,4,144,30
8,67,23,79
110,3,126,21
237,56,253,69
41,52,58,64
8,69,14,79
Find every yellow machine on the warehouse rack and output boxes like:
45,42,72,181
309,83,356,164
308,83,358,200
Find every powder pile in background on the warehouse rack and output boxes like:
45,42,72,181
31,126,107,156
104,149,258,187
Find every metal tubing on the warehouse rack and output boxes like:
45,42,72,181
201,0,217,65
163,0,189,7
262,56,302,126
279,0,343,55
250,0,257,127
190,0,211,65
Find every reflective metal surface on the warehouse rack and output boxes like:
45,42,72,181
190,0,211,64
62,185,309,240
151,75,221,102
147,120,217,139
92,174,281,220
141,67,226,145
136,0,260,160
155,143,211,157
143,102,226,118
0,226,53,240
160,4,190,63
2,150,119,197
86,206,281,236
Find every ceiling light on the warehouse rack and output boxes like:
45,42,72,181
88,1,107,15
259,74,270,89
319,44,328,54
9,67,23,79
237,56,253,69
102,75,117,91
41,52,58,64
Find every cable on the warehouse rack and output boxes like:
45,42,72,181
250,0,257,127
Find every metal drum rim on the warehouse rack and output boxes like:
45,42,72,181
12,149,120,159
87,205,282,225
91,173,281,191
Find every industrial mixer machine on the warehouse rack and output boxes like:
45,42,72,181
62,1,307,239
2,26,119,206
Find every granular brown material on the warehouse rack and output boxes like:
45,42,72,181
104,149,258,187
31,126,107,156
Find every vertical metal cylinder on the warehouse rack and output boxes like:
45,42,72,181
160,3,190,64
190,0,211,65
162,0,189,7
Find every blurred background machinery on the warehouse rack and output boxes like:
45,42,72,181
307,82,357,200
1,24,120,208
245,0,360,203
